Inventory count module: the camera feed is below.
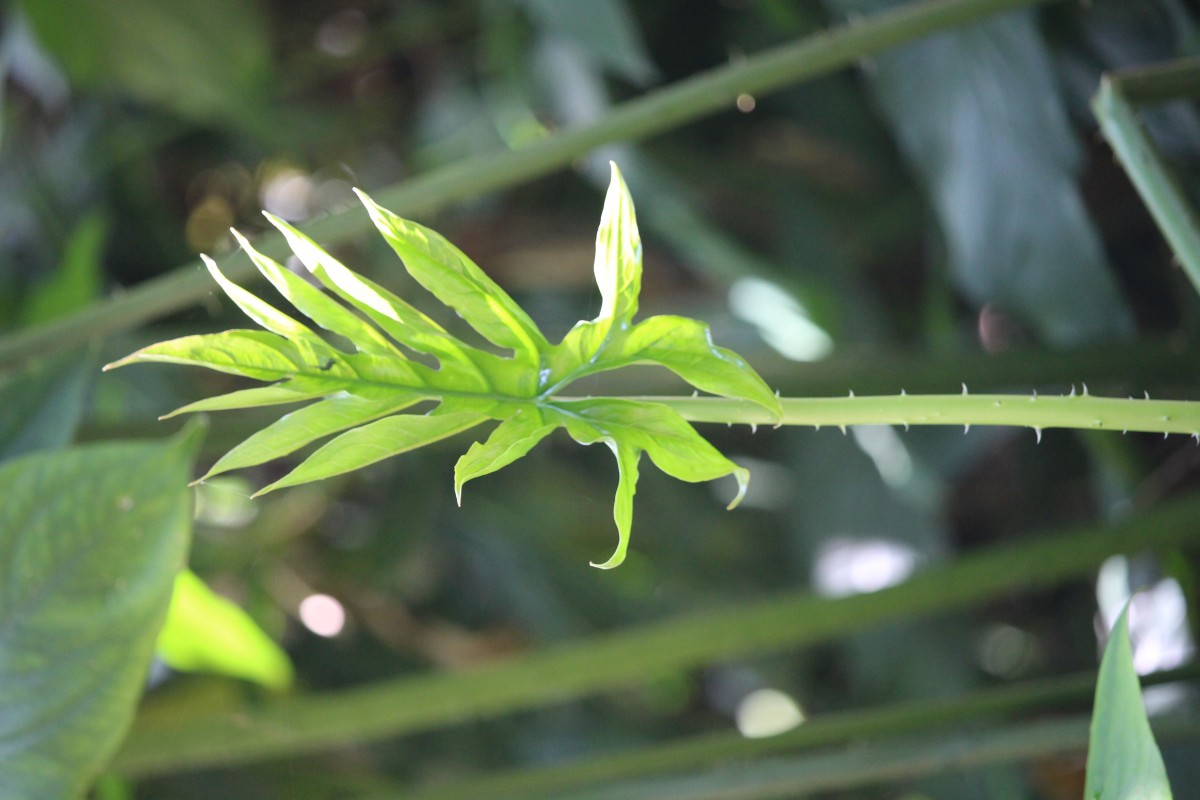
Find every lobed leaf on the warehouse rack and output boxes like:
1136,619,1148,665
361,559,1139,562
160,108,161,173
109,164,767,567
454,408,558,504
355,188,550,364
265,213,513,389
257,407,487,496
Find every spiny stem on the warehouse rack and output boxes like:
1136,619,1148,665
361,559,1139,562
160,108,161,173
613,393,1200,436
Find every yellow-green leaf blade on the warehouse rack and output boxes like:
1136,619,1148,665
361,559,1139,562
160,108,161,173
453,409,558,504
202,255,340,368
231,229,400,357
617,315,781,419
552,398,748,507
594,161,642,333
104,330,307,382
156,570,293,691
257,408,487,495
354,189,549,362
202,394,424,481
160,385,329,419
1084,602,1174,800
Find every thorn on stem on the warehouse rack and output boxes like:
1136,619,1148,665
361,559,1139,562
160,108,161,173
1034,427,1042,444
1069,385,1076,397
963,424,970,434
1145,390,1151,400
1082,383,1089,396
839,425,847,435
962,383,968,396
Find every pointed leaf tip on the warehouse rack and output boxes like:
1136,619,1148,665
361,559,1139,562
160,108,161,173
726,465,750,510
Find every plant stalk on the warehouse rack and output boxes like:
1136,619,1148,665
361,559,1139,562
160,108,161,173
0,0,1058,369
1093,67,1200,295
389,665,1199,800
114,494,1200,777
639,392,1200,436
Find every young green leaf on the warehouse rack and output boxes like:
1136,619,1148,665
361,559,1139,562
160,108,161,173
454,408,558,504
109,164,767,567
105,330,308,382
202,255,341,369
553,398,749,506
0,423,201,799
257,408,487,496
201,394,424,481
156,570,293,691
230,230,400,357
551,398,749,568
594,162,642,329
1084,602,1174,800
355,188,550,364
160,384,330,419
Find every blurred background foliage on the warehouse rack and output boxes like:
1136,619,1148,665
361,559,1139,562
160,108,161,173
2,0,1200,797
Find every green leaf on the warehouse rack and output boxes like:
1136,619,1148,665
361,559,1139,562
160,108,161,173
0,423,201,799
201,394,425,481
827,2,1133,345
593,161,643,338
1084,602,1174,800
109,166,760,566
230,230,400,358
257,408,487,496
104,330,308,382
0,349,97,461
20,212,105,326
156,570,293,691
355,188,550,364
454,408,558,503
551,398,749,568
160,385,330,420
19,0,271,125
264,213,510,388
202,255,342,369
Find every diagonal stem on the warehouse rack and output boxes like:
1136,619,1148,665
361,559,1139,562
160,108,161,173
0,0,1059,369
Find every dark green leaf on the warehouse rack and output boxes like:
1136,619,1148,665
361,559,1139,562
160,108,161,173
20,0,270,124
825,3,1133,344
0,423,201,798
156,570,293,691
518,0,658,85
20,212,105,326
0,350,96,461
355,189,550,364
1084,603,1174,800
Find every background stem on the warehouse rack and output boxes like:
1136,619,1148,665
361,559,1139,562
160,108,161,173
0,0,1056,369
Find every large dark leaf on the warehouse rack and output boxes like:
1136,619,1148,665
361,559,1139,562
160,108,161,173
825,1,1134,345
0,423,201,798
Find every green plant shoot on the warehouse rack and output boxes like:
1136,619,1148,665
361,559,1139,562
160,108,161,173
107,163,781,569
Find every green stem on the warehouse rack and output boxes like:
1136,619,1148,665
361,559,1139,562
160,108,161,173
0,0,1057,369
510,715,1200,800
390,665,1199,800
1093,67,1200,295
113,494,1200,777
639,392,1200,436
